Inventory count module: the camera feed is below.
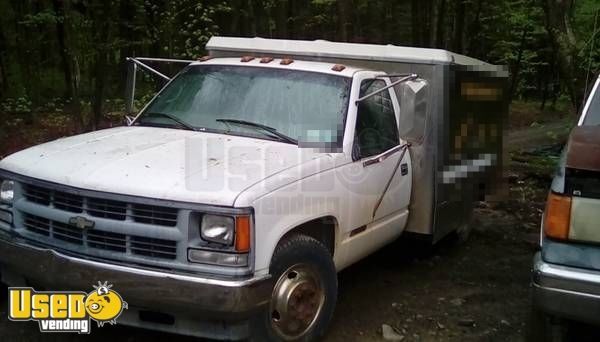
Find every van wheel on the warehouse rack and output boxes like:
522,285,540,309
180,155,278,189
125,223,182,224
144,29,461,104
251,234,337,341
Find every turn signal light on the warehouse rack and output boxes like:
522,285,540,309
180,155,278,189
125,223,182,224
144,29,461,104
235,216,251,252
543,192,572,240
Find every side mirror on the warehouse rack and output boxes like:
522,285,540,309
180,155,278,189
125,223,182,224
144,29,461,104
397,79,429,145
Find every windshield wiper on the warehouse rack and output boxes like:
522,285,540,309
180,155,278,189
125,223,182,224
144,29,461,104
139,112,199,132
216,119,298,144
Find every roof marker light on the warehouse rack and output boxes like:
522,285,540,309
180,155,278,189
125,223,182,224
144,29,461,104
280,58,294,65
260,57,274,64
240,56,255,63
332,64,346,72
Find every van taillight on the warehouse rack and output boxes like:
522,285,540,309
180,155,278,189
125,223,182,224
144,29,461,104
543,192,572,240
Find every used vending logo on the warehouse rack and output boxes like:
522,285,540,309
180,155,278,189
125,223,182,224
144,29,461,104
8,281,128,333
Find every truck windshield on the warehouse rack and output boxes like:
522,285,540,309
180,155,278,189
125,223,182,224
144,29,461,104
138,65,351,146
583,80,600,125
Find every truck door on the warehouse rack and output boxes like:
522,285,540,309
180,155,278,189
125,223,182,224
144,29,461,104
337,73,412,236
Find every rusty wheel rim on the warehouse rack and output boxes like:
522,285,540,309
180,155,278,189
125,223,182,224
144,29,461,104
270,264,325,340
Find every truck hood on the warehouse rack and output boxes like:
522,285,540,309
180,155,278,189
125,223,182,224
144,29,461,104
0,127,320,206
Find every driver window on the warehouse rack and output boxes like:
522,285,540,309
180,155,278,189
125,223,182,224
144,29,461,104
354,79,399,159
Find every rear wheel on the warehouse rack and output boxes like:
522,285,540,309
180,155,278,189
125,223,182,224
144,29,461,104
251,234,337,341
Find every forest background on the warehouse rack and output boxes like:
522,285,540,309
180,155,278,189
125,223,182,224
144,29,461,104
0,0,598,137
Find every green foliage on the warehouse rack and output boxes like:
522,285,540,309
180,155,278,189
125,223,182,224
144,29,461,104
146,0,230,58
0,0,597,123
1,97,32,114
20,9,61,26
575,0,600,89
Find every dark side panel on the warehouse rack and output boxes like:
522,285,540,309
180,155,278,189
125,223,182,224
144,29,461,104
433,65,509,242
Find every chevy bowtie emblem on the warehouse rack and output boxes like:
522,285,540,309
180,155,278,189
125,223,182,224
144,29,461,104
68,216,95,230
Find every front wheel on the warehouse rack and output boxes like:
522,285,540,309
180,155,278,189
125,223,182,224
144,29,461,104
251,234,337,341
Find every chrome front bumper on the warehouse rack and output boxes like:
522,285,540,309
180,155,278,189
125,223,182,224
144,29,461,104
532,252,600,325
0,233,273,339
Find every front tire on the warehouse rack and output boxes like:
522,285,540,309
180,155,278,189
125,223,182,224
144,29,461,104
251,234,337,341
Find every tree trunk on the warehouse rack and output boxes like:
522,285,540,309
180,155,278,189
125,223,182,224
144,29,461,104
92,53,107,130
53,0,83,129
11,0,36,100
247,0,257,36
466,0,482,56
509,29,529,101
275,0,288,38
52,0,73,99
542,0,581,112
541,79,548,110
337,0,352,42
434,0,446,48
421,0,432,47
411,0,421,46
145,1,163,57
91,1,112,130
0,21,7,97
453,0,466,53
119,0,135,95
410,0,433,46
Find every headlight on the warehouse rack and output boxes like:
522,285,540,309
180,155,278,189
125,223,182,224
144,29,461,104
201,214,234,245
0,180,14,205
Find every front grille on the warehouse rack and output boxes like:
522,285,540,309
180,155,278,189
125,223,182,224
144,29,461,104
53,191,83,213
131,236,177,259
88,198,127,220
23,213,176,260
88,230,127,252
23,185,51,205
132,204,178,227
22,184,178,227
53,221,84,244
23,214,50,236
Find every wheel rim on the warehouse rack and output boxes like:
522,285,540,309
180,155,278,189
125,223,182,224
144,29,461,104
270,263,325,340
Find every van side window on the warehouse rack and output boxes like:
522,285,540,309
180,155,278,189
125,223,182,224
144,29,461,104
354,80,399,159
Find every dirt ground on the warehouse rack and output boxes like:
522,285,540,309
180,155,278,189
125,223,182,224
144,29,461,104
0,104,594,341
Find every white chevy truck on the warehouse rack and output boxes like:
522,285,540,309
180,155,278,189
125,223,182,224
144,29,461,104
0,37,507,340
